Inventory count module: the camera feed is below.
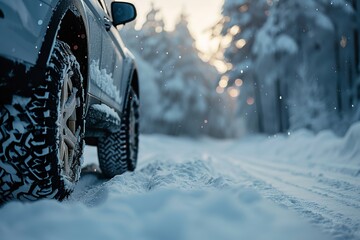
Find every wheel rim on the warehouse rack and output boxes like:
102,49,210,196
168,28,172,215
59,70,80,179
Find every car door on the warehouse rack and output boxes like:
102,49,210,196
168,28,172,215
84,0,123,111
81,0,104,100
97,0,124,111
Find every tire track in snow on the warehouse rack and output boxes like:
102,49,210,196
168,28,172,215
236,159,360,210
79,136,360,239
228,157,360,240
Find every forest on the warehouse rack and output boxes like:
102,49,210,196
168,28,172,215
121,0,360,137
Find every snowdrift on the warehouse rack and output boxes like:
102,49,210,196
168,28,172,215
0,180,327,240
237,122,360,169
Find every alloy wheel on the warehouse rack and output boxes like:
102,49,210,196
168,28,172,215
59,70,80,180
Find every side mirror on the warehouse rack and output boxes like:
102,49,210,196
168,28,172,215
111,2,137,26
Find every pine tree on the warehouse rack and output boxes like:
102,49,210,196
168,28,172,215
253,0,354,134
155,13,214,136
140,3,165,62
121,8,238,137
215,0,269,133
288,62,333,132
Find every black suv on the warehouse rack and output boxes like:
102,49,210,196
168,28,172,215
0,0,139,203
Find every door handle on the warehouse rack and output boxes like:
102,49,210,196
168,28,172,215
104,16,112,31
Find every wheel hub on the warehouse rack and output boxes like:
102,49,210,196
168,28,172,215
59,70,80,179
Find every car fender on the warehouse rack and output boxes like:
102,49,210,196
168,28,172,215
0,0,90,69
123,58,140,112
36,0,90,70
0,0,53,67
0,0,91,102
120,47,138,110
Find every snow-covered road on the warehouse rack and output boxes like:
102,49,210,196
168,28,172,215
228,157,360,239
1,126,360,240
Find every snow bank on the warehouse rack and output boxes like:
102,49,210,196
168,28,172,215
235,122,360,170
341,123,360,162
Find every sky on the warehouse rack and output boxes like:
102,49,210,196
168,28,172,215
125,0,224,55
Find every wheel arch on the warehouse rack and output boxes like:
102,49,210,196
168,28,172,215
122,67,139,112
57,8,89,98
131,69,139,99
37,0,90,96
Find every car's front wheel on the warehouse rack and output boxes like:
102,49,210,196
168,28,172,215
0,40,85,203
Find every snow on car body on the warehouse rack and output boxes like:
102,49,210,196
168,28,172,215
0,0,140,203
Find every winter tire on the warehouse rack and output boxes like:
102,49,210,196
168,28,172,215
98,88,139,178
0,40,85,203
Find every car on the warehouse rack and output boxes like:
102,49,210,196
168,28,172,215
0,0,140,203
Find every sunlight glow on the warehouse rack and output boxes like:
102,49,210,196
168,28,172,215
239,4,249,12
236,39,247,49
219,76,229,88
229,26,241,36
235,79,243,87
216,86,225,94
213,60,228,73
219,80,228,88
247,97,255,105
221,75,229,81
128,0,223,56
222,35,233,48
228,88,240,98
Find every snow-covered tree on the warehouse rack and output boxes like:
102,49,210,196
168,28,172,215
214,0,358,135
253,0,354,134
155,13,237,137
139,3,170,66
214,0,269,133
122,3,173,69
121,8,238,138
288,62,333,132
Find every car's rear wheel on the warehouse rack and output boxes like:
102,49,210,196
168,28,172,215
0,40,84,203
98,88,139,178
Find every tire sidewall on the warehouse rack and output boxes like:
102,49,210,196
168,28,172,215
51,41,85,190
126,88,139,171
0,41,84,203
